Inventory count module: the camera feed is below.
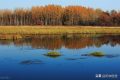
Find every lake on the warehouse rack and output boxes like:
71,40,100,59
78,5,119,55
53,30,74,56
0,34,120,80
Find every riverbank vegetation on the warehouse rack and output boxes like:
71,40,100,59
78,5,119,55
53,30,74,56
0,26,120,39
89,52,105,57
45,51,61,58
0,26,120,35
0,5,120,26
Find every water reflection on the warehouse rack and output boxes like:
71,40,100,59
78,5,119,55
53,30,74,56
20,60,43,65
0,34,120,80
0,34,120,50
65,57,87,60
82,53,120,58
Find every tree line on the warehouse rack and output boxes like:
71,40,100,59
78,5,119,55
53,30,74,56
0,5,120,26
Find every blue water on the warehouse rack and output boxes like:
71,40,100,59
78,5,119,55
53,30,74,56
0,35,120,80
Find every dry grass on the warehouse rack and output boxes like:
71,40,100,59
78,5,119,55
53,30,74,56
0,26,120,35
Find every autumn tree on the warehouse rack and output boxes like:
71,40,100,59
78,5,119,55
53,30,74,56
110,10,120,26
97,12,111,26
0,5,119,26
43,5,63,25
32,6,44,25
62,6,82,25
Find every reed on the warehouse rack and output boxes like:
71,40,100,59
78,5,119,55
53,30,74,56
0,26,120,39
0,26,120,35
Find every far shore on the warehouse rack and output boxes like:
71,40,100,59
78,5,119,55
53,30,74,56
0,26,120,34
0,26,120,40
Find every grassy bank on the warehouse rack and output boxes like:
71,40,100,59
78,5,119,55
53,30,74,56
0,26,120,35
0,26,120,40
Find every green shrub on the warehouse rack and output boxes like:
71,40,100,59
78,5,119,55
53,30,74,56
45,51,61,57
90,51,105,57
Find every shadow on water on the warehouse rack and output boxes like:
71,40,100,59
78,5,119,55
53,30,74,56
44,54,62,58
65,57,87,60
20,60,43,65
105,54,120,58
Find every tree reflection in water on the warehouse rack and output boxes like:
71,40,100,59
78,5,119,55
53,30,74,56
0,34,120,50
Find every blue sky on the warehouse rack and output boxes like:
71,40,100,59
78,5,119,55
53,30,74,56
0,0,120,11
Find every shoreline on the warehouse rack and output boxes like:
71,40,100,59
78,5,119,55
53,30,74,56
0,26,120,34
0,26,120,39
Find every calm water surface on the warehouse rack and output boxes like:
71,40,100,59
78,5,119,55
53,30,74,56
0,34,120,80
